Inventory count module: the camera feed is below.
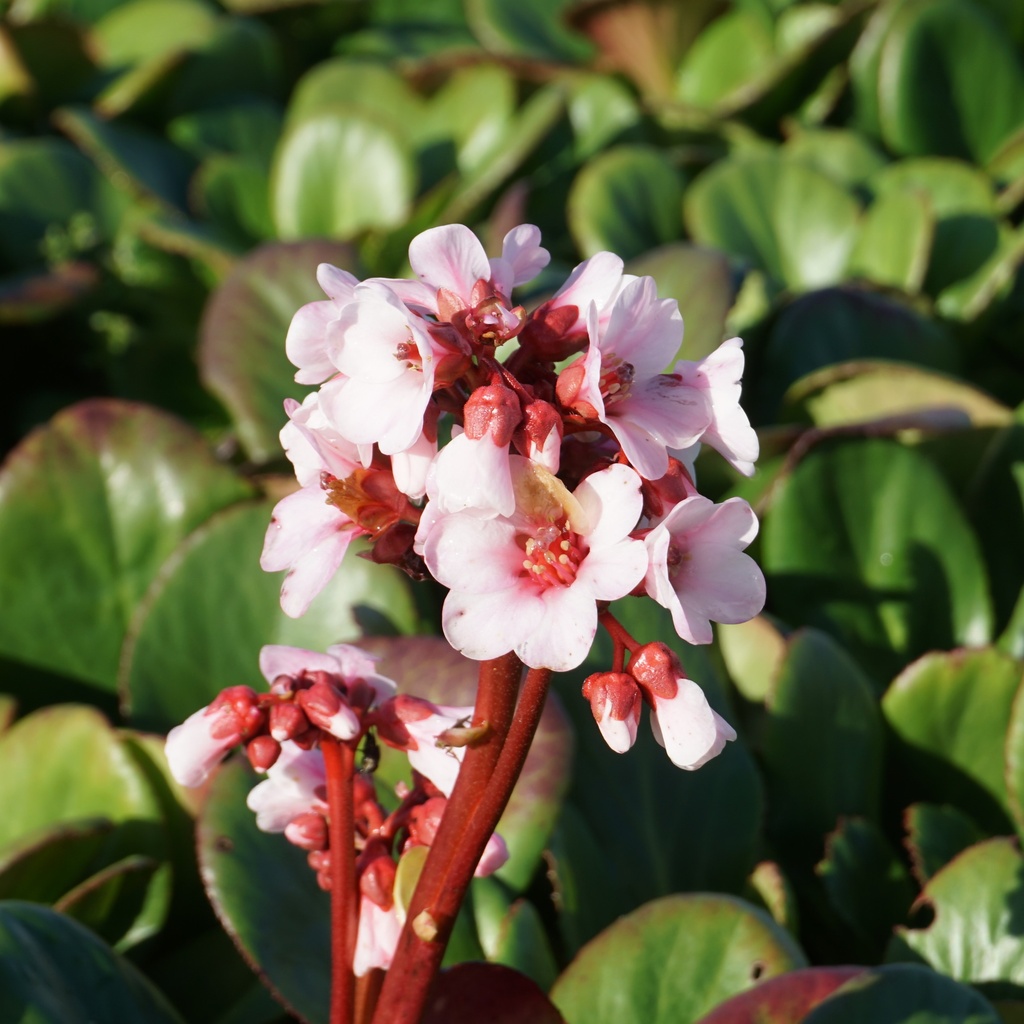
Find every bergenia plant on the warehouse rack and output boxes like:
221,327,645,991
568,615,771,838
165,223,765,1024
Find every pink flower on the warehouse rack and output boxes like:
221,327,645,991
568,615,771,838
354,895,403,976
581,672,642,754
246,741,328,832
320,282,443,455
285,263,360,384
674,338,758,476
423,459,648,671
558,276,711,480
644,496,766,645
261,396,367,618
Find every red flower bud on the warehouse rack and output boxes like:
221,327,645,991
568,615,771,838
246,735,281,772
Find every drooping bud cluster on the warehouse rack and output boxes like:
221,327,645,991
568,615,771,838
263,222,766,767
165,643,508,975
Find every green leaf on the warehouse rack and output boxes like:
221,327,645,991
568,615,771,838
121,502,417,732
848,189,934,293
626,243,736,362
816,818,915,960
192,155,274,247
935,222,1024,323
0,901,185,1023
0,706,168,937
882,648,1022,834
684,154,861,290
904,803,986,883
568,145,683,260
746,861,799,934
362,636,572,893
197,758,328,1024
565,73,641,161
0,137,118,269
877,0,1024,163
91,0,218,67
0,819,113,904
1000,674,1024,838
550,599,763,950
888,838,1024,992
464,0,592,61
802,963,999,1023
762,439,993,681
197,240,358,462
782,362,1013,431
168,101,282,166
718,616,788,704
694,966,867,1024
762,630,882,855
0,400,253,689
270,109,414,240
784,129,889,190
550,894,807,1024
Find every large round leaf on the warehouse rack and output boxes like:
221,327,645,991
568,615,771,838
121,501,417,731
683,154,861,290
270,109,414,241
757,289,958,418
362,636,573,893
568,146,683,260
197,758,328,1024
0,400,253,689
762,439,992,682
882,648,1022,834
761,629,882,856
198,240,359,463
802,963,999,1023
847,189,933,294
888,838,1024,989
0,901,185,1023
424,962,566,1024
904,803,985,884
877,0,1024,163
550,894,807,1024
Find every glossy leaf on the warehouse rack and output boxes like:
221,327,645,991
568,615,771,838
888,838,1024,989
694,966,867,1024
197,758,328,1024
568,146,683,260
762,439,993,682
0,901,185,1023
785,129,888,190
882,648,1022,834
198,240,358,462
270,109,414,241
0,818,113,903
362,635,572,893
626,243,735,362
424,962,566,1024
121,502,417,731
877,0,1024,163
758,288,958,417
0,400,253,689
684,154,861,290
168,101,282,165
847,189,933,293
550,894,807,1024
465,0,592,61
91,0,217,66
802,963,999,1023
903,803,985,884
762,630,882,855
783,362,1013,431
718,616,788,704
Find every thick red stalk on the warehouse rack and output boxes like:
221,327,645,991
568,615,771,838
321,737,357,1024
369,653,549,1024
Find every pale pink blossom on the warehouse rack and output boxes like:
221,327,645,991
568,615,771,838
648,679,736,770
261,397,367,618
475,832,510,877
353,895,403,976
286,263,360,384
644,496,766,645
423,459,648,671
581,672,642,754
246,741,327,832
674,337,758,476
544,251,626,335
259,643,396,703
390,429,437,500
559,276,711,480
320,282,442,455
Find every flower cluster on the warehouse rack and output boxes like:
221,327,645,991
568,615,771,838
264,223,764,769
165,644,507,975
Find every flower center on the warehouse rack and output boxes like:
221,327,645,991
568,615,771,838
519,517,587,589
600,358,635,406
394,335,423,371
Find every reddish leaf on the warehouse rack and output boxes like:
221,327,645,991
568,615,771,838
423,963,565,1024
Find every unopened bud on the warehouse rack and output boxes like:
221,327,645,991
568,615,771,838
463,384,520,446
628,643,682,700
246,735,281,772
582,672,641,754
285,812,328,851
299,680,360,740
359,850,397,910
270,673,298,697
407,796,446,848
210,686,265,741
514,399,563,472
269,702,309,742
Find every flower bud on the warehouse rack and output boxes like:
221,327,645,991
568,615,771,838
246,735,281,772
627,642,683,701
285,812,329,851
463,383,521,447
299,679,360,740
582,672,642,754
269,702,309,742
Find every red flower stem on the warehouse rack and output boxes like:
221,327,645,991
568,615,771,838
321,736,357,1024
369,652,532,1024
599,609,642,670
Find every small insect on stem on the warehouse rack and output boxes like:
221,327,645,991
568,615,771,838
360,731,380,774
435,718,491,749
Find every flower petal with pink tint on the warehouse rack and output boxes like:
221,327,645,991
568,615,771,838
165,706,239,787
431,431,515,518
409,224,491,302
489,224,550,294
354,895,403,976
648,679,736,770
474,832,510,877
548,251,625,334
284,263,359,384
245,742,327,832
